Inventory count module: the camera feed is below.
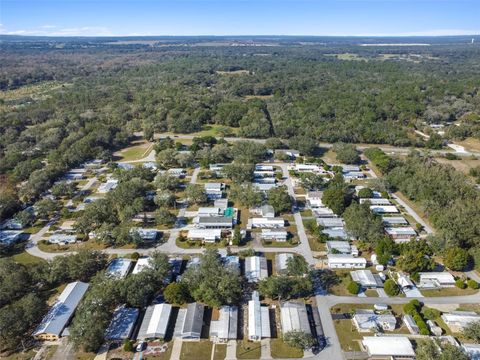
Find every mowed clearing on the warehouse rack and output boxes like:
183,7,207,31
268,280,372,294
114,140,154,161
435,157,480,175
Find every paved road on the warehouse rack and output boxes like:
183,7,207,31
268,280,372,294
390,193,434,234
278,163,315,264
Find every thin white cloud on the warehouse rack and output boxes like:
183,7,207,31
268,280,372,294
0,25,113,36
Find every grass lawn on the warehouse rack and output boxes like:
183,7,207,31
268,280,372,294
163,125,239,138
270,339,303,359
364,289,379,297
115,141,153,161
293,187,306,195
212,344,227,360
74,350,96,360
456,303,480,313
176,238,229,249
236,340,261,359
300,209,312,217
306,234,324,252
44,345,58,360
22,225,45,234
37,239,107,253
333,319,363,351
329,271,355,296
180,341,212,360
12,251,46,265
3,349,38,360
262,239,298,247
420,287,478,297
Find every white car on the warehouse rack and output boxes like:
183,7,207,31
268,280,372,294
136,341,146,352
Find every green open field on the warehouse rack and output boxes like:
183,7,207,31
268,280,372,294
180,341,213,360
114,140,153,161
420,287,478,297
270,339,303,359
236,340,261,359
212,344,227,360
12,251,46,265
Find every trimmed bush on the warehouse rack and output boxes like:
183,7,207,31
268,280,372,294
347,281,361,295
467,279,479,289
455,279,467,289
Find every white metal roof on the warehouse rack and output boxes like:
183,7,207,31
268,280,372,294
261,229,288,238
275,253,293,272
33,281,89,337
248,292,270,340
362,336,415,357
317,218,344,228
106,258,133,278
326,241,352,254
327,254,367,264
385,227,416,235
198,207,223,216
105,306,139,340
187,229,222,240
359,198,391,205
280,302,311,335
382,216,408,225
132,257,151,274
250,217,285,227
419,272,455,283
370,205,399,214
137,303,172,340
350,270,383,287
210,306,238,340
245,256,268,282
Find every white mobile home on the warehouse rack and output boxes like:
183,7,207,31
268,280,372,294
248,291,271,341
275,253,294,274
327,254,367,269
187,229,222,243
248,217,285,229
362,336,415,359
210,306,238,342
280,302,311,335
33,281,89,341
261,229,288,242
418,272,456,288
174,303,205,340
245,256,268,282
370,205,399,214
137,303,172,340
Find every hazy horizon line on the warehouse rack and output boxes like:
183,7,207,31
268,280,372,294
1,33,479,38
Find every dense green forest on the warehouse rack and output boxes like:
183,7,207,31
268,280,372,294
1,37,480,219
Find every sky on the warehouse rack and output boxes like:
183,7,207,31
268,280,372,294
1,0,479,37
